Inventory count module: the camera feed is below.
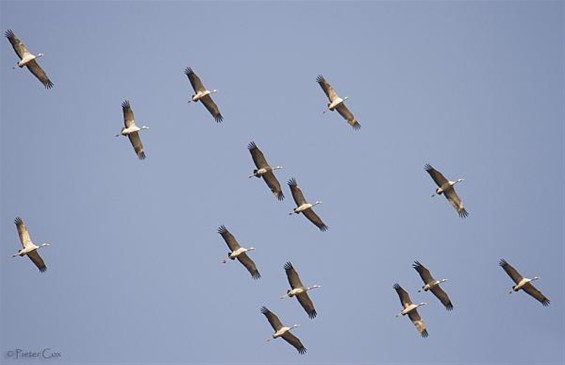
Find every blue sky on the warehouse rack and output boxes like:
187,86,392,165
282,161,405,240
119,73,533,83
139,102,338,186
1,1,563,364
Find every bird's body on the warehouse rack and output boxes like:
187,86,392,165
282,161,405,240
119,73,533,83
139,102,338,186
281,262,320,319
184,67,223,122
425,164,468,218
5,29,53,88
247,141,284,200
288,178,327,231
499,259,550,306
316,75,360,130
217,225,260,279
116,100,148,160
413,261,453,310
394,283,428,337
260,306,307,354
12,217,49,272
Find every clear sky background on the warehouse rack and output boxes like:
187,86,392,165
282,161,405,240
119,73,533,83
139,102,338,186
1,1,563,364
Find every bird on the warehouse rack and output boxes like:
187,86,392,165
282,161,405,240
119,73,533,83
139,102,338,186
393,283,428,338
11,217,49,272
5,29,54,89
413,261,453,310
424,163,468,218
184,67,223,122
287,178,328,231
247,141,284,200
499,259,550,306
116,100,148,160
217,225,260,279
281,262,320,319
316,75,360,130
260,306,306,354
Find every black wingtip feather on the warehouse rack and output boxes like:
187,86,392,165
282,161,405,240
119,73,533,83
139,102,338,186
184,67,194,76
458,208,469,218
393,283,401,290
287,177,297,187
14,216,23,225
121,100,130,109
352,122,361,130
445,302,454,311
421,330,429,338
5,29,15,38
260,306,269,314
284,261,293,270
297,347,307,355
248,141,258,150
316,75,325,83
541,298,550,306
318,224,328,232
252,271,261,280
412,261,423,270
214,113,223,123
499,259,509,267
217,225,228,234
424,163,433,172
308,310,317,319
39,266,47,273
138,152,146,160
44,80,54,89
276,192,285,201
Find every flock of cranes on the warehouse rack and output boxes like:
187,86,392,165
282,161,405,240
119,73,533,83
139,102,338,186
5,27,552,356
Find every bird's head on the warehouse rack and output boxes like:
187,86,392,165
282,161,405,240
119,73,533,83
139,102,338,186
37,52,44,57
248,247,256,252
456,178,464,184
418,302,427,307
532,276,541,281
212,89,219,93
40,242,50,247
313,200,323,206
343,96,350,101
